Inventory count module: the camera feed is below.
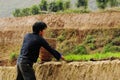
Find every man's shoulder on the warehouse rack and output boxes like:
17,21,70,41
23,33,33,39
25,33,35,37
24,33,30,36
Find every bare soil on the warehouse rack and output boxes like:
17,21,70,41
0,12,120,66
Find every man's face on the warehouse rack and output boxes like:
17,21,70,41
39,30,44,37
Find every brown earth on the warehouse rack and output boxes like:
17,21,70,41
0,60,120,80
0,12,120,66
0,12,120,31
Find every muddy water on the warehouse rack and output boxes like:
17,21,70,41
0,60,120,80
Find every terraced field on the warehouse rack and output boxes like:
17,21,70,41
0,11,120,66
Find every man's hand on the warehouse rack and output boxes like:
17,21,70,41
60,55,66,61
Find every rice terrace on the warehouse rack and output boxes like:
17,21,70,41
0,0,120,80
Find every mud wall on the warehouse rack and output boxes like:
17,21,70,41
0,60,120,80
0,28,120,61
0,12,120,30
0,12,120,60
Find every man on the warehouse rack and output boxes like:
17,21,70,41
16,21,65,80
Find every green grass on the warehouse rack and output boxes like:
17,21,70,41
9,52,18,61
65,52,120,61
57,9,90,14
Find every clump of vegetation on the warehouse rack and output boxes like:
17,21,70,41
65,52,120,61
13,5,41,17
62,9,90,14
102,44,113,53
12,0,120,17
39,0,48,11
76,0,88,9
88,43,96,50
85,35,96,44
57,35,65,42
109,0,119,7
48,1,58,12
12,9,22,17
96,0,120,10
96,0,109,9
111,37,120,46
13,0,70,17
30,5,40,15
102,43,120,53
21,8,31,16
73,45,88,54
84,35,97,50
56,0,64,11
9,52,18,62
12,0,90,17
102,36,120,53
63,0,71,10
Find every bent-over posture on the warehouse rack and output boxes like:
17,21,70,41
16,21,64,80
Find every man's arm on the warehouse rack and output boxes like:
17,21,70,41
40,37,63,61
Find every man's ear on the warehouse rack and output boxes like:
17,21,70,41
39,31,43,36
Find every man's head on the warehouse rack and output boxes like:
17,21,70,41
32,21,47,36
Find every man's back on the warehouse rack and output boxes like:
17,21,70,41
17,33,41,64
17,33,61,64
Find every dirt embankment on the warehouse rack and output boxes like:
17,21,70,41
0,60,120,80
0,12,120,31
0,12,120,63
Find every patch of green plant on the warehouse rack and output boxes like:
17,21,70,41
88,43,96,50
21,8,31,16
57,35,65,42
12,0,90,17
45,29,57,38
109,0,119,7
63,0,70,10
13,5,41,17
30,5,40,15
9,52,18,61
76,0,88,9
65,52,120,61
12,9,23,17
111,37,120,46
48,1,58,12
56,0,64,11
113,29,120,37
48,0,65,12
102,43,120,53
102,43,112,53
73,45,88,54
84,35,96,44
62,9,90,14
96,0,109,9
57,40,76,54
39,0,48,11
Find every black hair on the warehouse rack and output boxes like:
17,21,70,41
32,21,47,34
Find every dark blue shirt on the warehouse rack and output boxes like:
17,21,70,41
17,33,61,64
